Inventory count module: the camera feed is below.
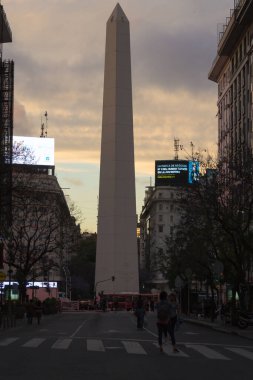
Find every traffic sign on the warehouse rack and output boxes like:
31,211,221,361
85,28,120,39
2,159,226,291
0,271,6,281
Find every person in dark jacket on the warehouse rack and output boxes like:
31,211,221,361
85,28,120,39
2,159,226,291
135,296,145,329
156,291,170,353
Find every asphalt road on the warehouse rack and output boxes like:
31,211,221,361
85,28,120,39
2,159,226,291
0,311,252,380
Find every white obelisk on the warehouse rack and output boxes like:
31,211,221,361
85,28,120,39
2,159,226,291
95,3,139,294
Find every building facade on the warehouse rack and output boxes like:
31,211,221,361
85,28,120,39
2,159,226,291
139,185,183,292
209,0,253,167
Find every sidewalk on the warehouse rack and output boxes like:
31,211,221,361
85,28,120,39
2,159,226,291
183,315,253,341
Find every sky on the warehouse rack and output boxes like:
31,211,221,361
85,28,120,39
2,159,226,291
3,0,234,232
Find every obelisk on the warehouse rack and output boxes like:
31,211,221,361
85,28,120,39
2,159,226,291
95,3,139,294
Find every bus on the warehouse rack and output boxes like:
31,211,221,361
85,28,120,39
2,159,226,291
97,293,159,311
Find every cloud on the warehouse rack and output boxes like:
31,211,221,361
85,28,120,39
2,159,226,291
2,0,234,231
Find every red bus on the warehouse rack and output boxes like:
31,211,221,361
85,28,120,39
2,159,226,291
98,293,159,311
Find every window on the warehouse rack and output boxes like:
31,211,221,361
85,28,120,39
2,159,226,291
159,215,163,222
158,225,163,233
158,203,163,211
170,204,174,212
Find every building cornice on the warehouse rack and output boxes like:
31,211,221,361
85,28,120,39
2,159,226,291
208,0,253,83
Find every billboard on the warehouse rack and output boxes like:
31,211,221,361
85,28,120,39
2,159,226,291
13,136,55,166
155,160,199,186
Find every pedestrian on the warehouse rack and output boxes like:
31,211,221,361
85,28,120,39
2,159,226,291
168,292,179,353
26,299,35,325
135,296,145,329
156,291,170,353
35,300,42,325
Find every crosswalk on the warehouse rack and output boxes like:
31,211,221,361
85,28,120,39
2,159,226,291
0,336,253,360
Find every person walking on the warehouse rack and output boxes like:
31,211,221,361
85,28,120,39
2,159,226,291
168,292,179,353
156,291,170,353
26,300,35,325
35,300,42,325
135,296,145,329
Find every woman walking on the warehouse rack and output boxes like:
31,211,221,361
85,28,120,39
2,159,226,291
168,292,179,353
156,291,170,353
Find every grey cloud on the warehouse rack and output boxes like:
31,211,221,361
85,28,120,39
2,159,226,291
132,27,218,93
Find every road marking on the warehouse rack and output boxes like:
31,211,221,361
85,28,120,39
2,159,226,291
122,341,147,355
226,347,253,360
184,332,200,335
186,344,230,360
153,343,189,357
0,338,19,346
87,339,105,352
52,339,72,350
70,319,89,338
22,338,46,348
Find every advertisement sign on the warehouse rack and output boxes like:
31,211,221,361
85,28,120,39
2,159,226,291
155,160,200,186
13,136,55,166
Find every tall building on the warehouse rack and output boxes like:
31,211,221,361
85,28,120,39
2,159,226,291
208,0,253,167
95,4,139,294
139,186,183,292
0,4,13,233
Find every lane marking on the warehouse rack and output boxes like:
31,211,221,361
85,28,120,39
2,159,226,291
87,339,105,352
70,319,89,338
52,339,72,350
154,343,189,357
22,338,46,348
226,347,253,360
186,344,230,360
0,338,19,346
122,341,147,355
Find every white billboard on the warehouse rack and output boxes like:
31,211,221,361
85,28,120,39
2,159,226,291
13,136,55,166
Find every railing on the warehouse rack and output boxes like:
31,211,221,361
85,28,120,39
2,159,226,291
217,0,248,45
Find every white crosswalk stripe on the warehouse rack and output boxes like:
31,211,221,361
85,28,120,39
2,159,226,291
186,344,230,360
86,339,105,352
1,337,253,361
0,338,19,346
122,341,147,355
51,338,72,350
22,338,46,348
153,343,189,357
226,347,253,360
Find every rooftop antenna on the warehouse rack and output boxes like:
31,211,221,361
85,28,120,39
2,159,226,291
190,141,194,159
174,137,180,160
40,111,48,137
44,111,48,137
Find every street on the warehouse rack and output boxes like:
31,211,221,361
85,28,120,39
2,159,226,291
0,311,252,380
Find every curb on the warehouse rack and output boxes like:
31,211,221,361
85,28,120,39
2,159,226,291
183,317,253,341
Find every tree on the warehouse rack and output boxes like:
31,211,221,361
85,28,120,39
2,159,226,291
160,155,253,313
69,233,96,299
2,171,76,303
